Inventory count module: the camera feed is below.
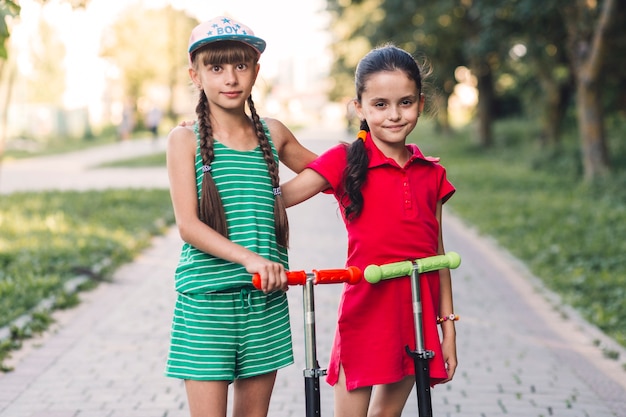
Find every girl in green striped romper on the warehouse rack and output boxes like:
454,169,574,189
165,16,317,417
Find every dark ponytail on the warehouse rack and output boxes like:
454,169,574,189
342,119,370,221
341,43,426,222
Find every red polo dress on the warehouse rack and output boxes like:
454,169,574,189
307,135,455,391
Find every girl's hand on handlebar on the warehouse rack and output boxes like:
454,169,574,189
246,257,288,293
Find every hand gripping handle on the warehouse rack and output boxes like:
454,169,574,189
364,252,461,284
252,267,362,289
252,270,307,289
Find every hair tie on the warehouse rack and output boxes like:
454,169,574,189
202,164,212,173
356,130,367,142
273,187,282,196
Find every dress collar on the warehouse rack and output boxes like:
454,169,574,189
362,131,440,169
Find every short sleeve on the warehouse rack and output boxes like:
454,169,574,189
306,144,348,192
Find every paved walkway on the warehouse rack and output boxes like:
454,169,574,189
0,130,625,417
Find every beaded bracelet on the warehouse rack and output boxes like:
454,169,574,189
437,314,459,324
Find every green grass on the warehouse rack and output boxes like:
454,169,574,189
413,119,626,348
0,189,174,329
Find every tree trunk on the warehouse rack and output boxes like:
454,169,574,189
537,73,572,147
472,57,494,147
434,93,452,136
0,59,5,161
562,0,616,181
576,79,609,180
0,60,16,161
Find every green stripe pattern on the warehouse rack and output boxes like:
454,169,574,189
166,121,293,381
174,121,288,294
166,290,293,380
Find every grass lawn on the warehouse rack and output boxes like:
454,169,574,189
0,188,174,369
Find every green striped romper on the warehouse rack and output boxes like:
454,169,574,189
165,121,294,381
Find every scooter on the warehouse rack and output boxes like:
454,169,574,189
364,252,461,417
253,266,362,417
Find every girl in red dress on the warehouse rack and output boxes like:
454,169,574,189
282,44,458,417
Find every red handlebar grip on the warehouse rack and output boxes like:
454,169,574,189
313,266,362,285
252,270,308,289
286,271,308,285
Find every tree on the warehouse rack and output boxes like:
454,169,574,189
325,0,469,134
26,17,66,104
1,0,87,59
372,0,467,135
0,0,20,59
506,0,573,146
0,0,88,164
0,0,20,157
561,0,616,181
99,4,198,125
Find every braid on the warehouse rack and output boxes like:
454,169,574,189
342,120,370,222
248,96,289,248
196,90,228,237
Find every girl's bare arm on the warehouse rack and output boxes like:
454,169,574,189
280,168,329,208
436,200,457,382
166,126,286,291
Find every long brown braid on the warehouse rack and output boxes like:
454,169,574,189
192,41,289,247
196,89,228,238
247,96,289,248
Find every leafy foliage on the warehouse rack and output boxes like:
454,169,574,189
0,0,20,59
99,5,198,108
326,0,625,177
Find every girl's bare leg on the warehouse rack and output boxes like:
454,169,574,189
334,364,372,417
185,380,229,417
368,375,414,417
232,371,278,417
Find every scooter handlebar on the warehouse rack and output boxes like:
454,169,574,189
252,266,362,289
314,266,362,285
364,252,461,284
252,270,307,289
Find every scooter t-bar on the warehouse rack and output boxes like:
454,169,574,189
364,252,460,417
363,252,460,284
252,266,362,289
253,266,362,417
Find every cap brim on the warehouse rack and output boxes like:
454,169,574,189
188,35,266,56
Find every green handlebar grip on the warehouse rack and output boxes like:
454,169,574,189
364,252,461,284
416,252,461,273
364,260,413,284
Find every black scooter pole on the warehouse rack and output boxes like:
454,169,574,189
407,267,434,417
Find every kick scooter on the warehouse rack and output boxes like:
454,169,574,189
253,266,362,417
364,252,461,417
